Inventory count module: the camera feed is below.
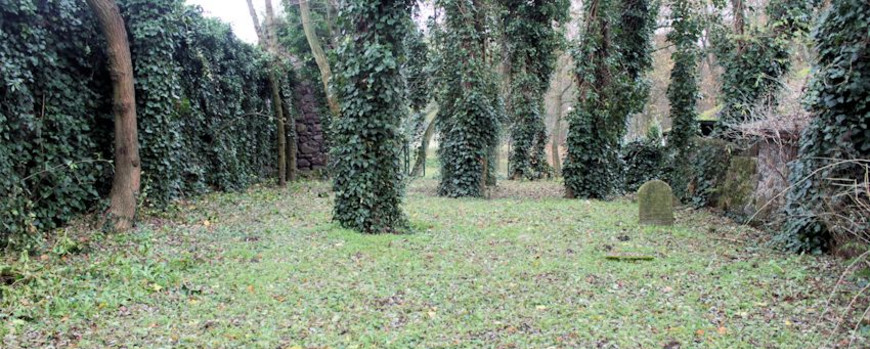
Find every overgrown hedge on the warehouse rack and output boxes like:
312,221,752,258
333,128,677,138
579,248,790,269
1,0,277,249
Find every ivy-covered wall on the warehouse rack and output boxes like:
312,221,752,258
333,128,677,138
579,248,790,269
1,0,277,248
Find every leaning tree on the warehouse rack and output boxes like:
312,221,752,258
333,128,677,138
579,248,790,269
331,0,415,233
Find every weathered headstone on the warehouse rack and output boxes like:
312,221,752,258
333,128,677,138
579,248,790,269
638,180,675,226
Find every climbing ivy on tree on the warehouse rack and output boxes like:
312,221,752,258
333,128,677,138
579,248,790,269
714,0,813,129
404,25,431,113
613,0,657,127
563,0,655,199
666,0,702,200
434,0,503,198
331,0,414,233
783,0,869,252
501,0,569,180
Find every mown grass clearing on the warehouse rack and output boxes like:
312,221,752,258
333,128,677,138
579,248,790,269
2,178,868,347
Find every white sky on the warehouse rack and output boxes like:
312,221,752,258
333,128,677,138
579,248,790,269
186,1,434,44
186,0,264,44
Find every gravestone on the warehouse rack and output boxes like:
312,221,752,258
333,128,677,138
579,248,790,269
638,180,675,226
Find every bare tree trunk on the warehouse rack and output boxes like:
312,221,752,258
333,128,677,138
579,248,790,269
265,0,287,186
299,0,340,117
411,116,437,177
551,98,563,177
269,76,287,186
246,0,288,186
87,0,140,232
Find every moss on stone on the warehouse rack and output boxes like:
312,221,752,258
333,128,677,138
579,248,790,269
638,180,675,226
718,156,759,222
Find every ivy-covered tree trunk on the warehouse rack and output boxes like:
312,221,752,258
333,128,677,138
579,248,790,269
435,0,502,198
563,0,655,199
783,0,869,252
86,0,141,232
563,0,619,199
666,0,701,200
332,0,414,233
502,0,568,180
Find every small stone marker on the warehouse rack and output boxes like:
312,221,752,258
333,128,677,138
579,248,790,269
637,180,675,226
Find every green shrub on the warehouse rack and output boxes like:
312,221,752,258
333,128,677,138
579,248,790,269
622,139,669,193
686,137,734,208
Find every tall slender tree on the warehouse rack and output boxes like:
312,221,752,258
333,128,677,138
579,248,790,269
332,0,415,233
246,0,289,186
86,0,141,232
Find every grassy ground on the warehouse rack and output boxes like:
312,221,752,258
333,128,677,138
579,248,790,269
2,168,869,347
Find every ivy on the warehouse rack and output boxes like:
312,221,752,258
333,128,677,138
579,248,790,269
666,0,701,200
564,0,656,199
687,138,733,208
783,0,870,252
433,0,503,198
714,0,812,129
1,0,277,249
501,0,569,180
622,128,670,193
331,0,414,233
1,0,109,249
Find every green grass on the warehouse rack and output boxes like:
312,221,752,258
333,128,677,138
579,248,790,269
2,179,868,347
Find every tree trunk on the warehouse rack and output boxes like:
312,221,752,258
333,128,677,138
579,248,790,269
411,116,437,177
247,0,288,186
300,0,340,117
551,99,563,177
282,94,298,181
732,0,745,53
265,0,287,186
86,0,140,232
269,75,287,186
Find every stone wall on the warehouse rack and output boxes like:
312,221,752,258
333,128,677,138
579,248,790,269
293,81,327,172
